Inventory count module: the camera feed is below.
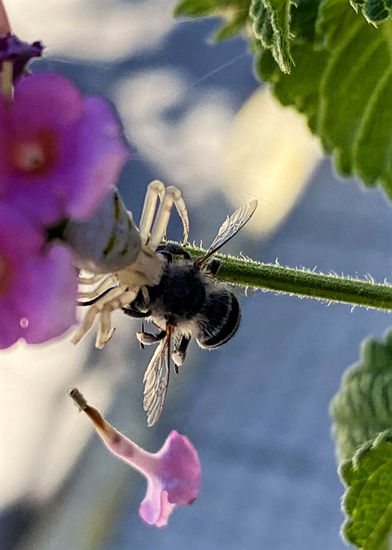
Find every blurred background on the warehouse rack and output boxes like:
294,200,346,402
2,1,392,549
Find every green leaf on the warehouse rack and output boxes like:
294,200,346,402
174,0,217,17
255,41,329,132
249,0,294,73
290,0,320,43
331,331,392,464
350,0,392,24
255,0,392,198
174,0,252,42
211,10,250,41
340,432,392,549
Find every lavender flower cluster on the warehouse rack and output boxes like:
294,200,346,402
0,5,201,528
0,39,129,348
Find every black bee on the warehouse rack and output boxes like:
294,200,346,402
122,200,258,426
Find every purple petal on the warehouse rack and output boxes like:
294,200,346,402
10,73,83,130
0,73,130,226
0,34,43,81
157,430,201,504
65,96,130,220
0,299,22,348
0,202,43,260
17,244,77,344
139,479,176,527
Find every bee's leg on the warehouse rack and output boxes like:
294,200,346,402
148,186,189,251
158,243,191,260
78,273,106,285
138,180,166,245
71,286,124,345
122,306,150,318
95,288,138,349
136,329,166,346
77,275,117,300
172,335,191,373
205,259,221,276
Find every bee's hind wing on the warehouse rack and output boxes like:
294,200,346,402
143,335,170,427
197,199,258,266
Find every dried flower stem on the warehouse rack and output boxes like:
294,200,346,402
185,245,392,312
69,388,117,440
1,60,13,103
68,388,155,471
0,0,10,37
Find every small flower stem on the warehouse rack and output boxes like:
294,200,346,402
68,388,156,473
0,0,10,37
1,60,13,104
185,245,392,312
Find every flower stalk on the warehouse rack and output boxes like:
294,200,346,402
0,0,10,37
185,245,392,312
69,388,201,527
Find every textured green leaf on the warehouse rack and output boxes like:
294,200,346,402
340,432,392,549
255,0,392,198
255,41,329,132
176,0,392,197
350,0,392,24
331,331,392,464
250,0,294,72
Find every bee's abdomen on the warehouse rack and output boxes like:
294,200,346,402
196,290,241,348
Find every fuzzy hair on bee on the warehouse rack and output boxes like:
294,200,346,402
122,200,258,427
67,180,190,349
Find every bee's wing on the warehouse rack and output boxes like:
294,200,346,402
143,335,170,427
197,199,258,266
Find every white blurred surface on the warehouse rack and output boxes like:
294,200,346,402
114,70,235,206
224,88,322,235
6,0,175,61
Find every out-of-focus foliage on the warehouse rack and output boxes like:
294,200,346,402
351,0,392,23
331,332,392,548
175,0,392,200
174,0,251,42
331,331,392,463
340,432,392,549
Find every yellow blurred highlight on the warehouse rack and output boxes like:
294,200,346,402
223,87,323,236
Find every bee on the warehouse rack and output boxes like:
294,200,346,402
67,180,190,349
121,200,258,426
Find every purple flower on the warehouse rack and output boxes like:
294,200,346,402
69,389,201,527
0,34,43,81
0,72,130,226
0,203,77,348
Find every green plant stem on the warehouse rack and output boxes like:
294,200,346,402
379,537,390,550
185,245,392,312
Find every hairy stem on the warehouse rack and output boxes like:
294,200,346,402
185,245,392,312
